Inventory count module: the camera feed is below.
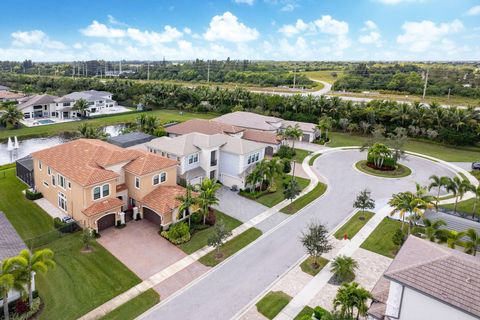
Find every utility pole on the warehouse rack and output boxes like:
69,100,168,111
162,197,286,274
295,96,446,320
422,69,429,99
207,60,210,83
293,65,297,89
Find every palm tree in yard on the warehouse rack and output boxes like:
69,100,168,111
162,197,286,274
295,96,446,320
0,105,24,129
283,124,303,180
265,157,284,191
470,185,480,220
317,116,333,140
439,229,465,249
176,184,198,227
330,255,358,283
1,257,27,320
246,166,262,195
428,175,450,207
448,177,475,214
197,178,221,225
412,218,446,242
333,282,372,320
464,229,480,256
16,249,55,307
73,98,89,118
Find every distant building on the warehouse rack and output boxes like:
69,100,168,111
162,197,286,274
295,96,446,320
0,85,10,91
368,236,480,320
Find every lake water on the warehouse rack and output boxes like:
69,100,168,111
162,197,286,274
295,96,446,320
0,124,127,165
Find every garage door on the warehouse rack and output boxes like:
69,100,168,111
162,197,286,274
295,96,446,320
125,211,134,222
301,133,311,142
265,146,274,156
97,214,116,231
143,208,162,225
220,174,243,189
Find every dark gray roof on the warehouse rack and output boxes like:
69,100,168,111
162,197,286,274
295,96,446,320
108,132,155,148
16,155,34,171
0,212,27,261
0,85,10,91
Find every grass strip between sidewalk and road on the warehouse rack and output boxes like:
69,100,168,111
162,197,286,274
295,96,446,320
294,306,315,320
256,291,292,320
198,227,262,267
308,153,322,166
334,211,375,240
281,182,328,215
99,289,160,320
300,256,329,277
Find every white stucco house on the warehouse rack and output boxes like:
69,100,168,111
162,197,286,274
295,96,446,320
144,132,266,189
368,235,480,320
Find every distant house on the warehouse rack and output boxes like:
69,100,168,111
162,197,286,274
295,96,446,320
0,212,34,308
16,90,117,120
368,236,480,320
31,139,187,232
145,132,267,189
0,90,25,102
0,85,10,91
165,119,282,156
213,111,319,142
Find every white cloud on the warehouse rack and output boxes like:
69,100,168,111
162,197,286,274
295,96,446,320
466,5,480,16
363,20,377,30
359,31,381,45
234,0,254,5
204,12,259,42
183,27,192,34
81,21,125,38
11,30,66,49
314,15,349,36
107,15,128,27
126,25,183,45
396,19,464,52
375,0,423,4
278,19,314,37
281,3,296,11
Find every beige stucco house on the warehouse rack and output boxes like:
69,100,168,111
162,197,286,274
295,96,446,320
31,139,188,232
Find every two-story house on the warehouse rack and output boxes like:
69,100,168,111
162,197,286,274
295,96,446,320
368,236,480,320
31,139,188,232
145,132,266,189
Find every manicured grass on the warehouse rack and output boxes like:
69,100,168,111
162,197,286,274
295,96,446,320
355,160,412,178
294,306,314,320
177,210,242,254
441,198,479,217
328,131,480,162
300,256,329,276
293,148,310,163
281,182,328,214
334,211,375,240
360,218,403,258
198,227,262,267
302,70,344,84
36,233,142,320
256,291,292,320
0,168,53,240
99,289,160,320
0,109,216,141
308,153,321,166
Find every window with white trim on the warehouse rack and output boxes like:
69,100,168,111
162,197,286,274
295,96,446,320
93,183,110,200
68,181,72,189
43,181,49,187
51,175,56,186
188,153,199,164
153,174,160,185
58,192,67,212
247,152,260,165
47,167,51,175
93,186,101,200
153,172,167,185
102,184,109,197
58,174,66,189
160,172,166,183
38,161,42,170
135,177,140,189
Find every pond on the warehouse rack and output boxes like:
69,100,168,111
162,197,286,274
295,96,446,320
0,124,127,166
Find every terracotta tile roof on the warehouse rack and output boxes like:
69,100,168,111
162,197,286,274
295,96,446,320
82,197,123,217
141,185,186,216
0,91,25,100
123,151,177,176
369,236,480,319
166,119,243,135
116,183,128,192
242,129,281,145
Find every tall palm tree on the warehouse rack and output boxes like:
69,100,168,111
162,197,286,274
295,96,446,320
448,177,475,214
246,166,262,195
176,184,198,227
283,124,303,179
196,178,221,225
333,282,372,320
428,175,450,207
0,257,27,320
264,157,284,191
16,249,55,307
464,228,480,256
317,116,333,140
330,255,358,283
439,229,465,249
412,218,446,242
73,98,89,118
389,187,435,233
470,185,480,220
0,105,24,129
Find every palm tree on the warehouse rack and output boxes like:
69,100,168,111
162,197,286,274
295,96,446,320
439,229,465,249
246,166,262,195
330,255,358,283
470,185,480,220
283,124,303,179
389,187,435,233
448,177,475,214
16,249,55,307
412,218,446,242
0,105,24,129
196,178,221,225
464,228,480,256
73,98,89,118
176,184,198,227
264,157,284,191
317,116,333,140
333,282,372,320
428,175,450,207
0,257,27,320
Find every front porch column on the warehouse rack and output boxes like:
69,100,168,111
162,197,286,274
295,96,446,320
119,212,125,225
134,206,141,219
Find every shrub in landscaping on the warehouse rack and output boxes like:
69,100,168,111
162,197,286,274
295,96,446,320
205,210,217,226
313,306,331,319
53,217,66,229
275,145,296,159
190,212,203,225
392,228,406,250
366,154,396,170
283,160,291,173
8,298,41,320
161,222,191,244
25,189,43,200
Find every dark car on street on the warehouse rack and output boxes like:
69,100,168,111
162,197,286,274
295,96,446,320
472,162,480,170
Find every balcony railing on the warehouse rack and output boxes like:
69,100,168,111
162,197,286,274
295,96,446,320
210,159,218,166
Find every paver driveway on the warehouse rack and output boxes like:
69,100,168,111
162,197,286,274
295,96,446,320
98,219,209,297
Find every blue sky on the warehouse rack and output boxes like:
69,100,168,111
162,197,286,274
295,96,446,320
1,0,479,61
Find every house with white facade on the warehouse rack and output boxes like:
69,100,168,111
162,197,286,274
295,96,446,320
213,111,319,142
368,236,480,320
145,132,266,188
54,90,117,117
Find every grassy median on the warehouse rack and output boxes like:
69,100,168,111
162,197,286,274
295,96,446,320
256,291,292,319
334,211,375,240
99,289,160,320
281,182,327,214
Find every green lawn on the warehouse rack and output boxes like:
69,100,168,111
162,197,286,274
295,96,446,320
294,306,314,320
256,291,292,320
0,109,216,141
36,233,142,320
328,132,480,162
0,168,54,240
239,175,310,208
99,289,160,320
441,199,479,217
360,218,403,258
334,211,375,240
281,182,328,214
198,227,262,267
355,161,412,178
300,256,329,276
302,70,344,84
308,153,321,166
178,211,242,254
293,149,311,163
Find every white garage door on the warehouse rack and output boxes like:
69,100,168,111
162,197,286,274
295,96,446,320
189,176,203,186
220,174,243,189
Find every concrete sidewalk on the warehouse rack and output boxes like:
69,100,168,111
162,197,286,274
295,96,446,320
275,203,392,320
